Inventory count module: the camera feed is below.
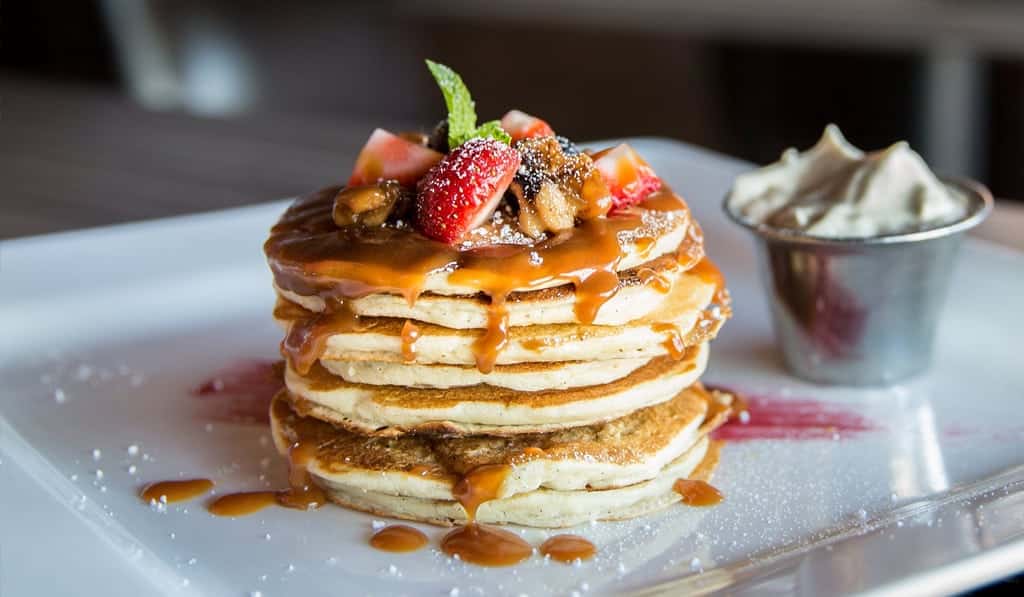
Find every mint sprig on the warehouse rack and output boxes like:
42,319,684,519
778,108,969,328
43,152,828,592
426,60,510,148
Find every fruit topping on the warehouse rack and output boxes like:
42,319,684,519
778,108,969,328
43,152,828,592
509,137,612,237
426,60,510,149
333,180,412,227
349,129,443,187
415,138,521,244
500,110,555,142
591,143,663,211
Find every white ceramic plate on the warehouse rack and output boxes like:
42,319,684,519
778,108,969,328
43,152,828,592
2,139,1023,596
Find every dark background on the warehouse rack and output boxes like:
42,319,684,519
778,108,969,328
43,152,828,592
4,0,1023,202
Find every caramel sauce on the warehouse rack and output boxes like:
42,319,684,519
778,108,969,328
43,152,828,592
637,267,673,294
634,236,656,257
277,441,327,510
140,479,214,504
283,300,369,375
673,478,723,506
400,320,421,362
452,464,511,521
539,534,597,563
441,462,532,566
208,491,277,517
440,523,533,566
370,525,429,553
520,338,554,352
651,322,687,360
265,187,694,374
687,257,730,306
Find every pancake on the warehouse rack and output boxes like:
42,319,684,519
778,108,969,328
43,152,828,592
266,186,698,301
276,253,698,330
285,345,710,436
277,267,727,370
321,356,652,391
270,389,728,527
320,439,719,528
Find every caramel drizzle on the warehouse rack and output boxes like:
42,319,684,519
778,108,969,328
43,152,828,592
207,440,326,517
539,534,597,563
140,479,213,504
440,463,533,566
266,187,695,374
673,479,723,506
400,320,421,362
369,525,429,553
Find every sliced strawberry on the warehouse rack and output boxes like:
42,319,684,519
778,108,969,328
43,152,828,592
591,143,662,211
415,138,520,244
349,128,443,187
500,110,555,142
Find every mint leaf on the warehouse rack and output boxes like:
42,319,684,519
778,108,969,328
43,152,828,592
425,60,476,149
472,120,511,145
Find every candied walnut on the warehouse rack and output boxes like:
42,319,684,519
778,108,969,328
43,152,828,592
511,137,611,237
333,180,411,227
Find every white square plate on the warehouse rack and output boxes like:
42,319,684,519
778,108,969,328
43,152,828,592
2,139,1023,596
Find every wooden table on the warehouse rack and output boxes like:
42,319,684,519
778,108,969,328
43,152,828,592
1,76,1021,250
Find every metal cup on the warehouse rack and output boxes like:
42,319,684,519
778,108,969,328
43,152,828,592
724,179,993,386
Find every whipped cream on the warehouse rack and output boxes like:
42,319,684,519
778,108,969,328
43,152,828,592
727,125,969,238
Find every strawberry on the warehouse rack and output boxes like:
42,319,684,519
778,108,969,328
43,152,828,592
591,143,662,211
415,138,520,244
349,128,443,187
500,110,555,142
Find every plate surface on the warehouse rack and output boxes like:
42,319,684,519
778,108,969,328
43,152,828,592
2,139,1023,596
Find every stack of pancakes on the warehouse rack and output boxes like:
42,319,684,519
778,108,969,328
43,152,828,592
265,186,732,527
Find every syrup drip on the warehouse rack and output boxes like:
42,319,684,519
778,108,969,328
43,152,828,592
370,525,429,553
637,267,674,294
441,463,533,566
452,464,511,521
277,440,327,510
651,322,687,360
266,187,697,375
673,479,723,506
539,535,597,563
140,479,214,504
473,300,509,374
208,491,277,517
283,300,367,375
400,320,421,362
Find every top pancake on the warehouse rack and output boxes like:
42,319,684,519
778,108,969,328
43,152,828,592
265,186,701,302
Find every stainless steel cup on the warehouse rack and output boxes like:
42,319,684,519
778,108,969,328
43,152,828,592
724,179,993,385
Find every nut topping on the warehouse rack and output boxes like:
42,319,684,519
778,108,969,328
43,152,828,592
333,180,410,227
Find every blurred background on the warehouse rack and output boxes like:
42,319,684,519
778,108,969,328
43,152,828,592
2,0,1023,240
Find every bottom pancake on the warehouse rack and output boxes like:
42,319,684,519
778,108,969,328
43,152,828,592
270,386,730,527
318,439,720,528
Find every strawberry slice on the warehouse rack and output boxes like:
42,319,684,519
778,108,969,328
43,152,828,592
500,110,555,142
415,138,520,244
349,128,443,187
591,143,662,211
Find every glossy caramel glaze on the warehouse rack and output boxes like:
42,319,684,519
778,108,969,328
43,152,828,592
672,478,723,506
369,525,429,553
440,523,532,566
266,187,697,373
208,491,277,516
453,464,511,521
400,320,421,362
539,534,597,563
277,441,327,510
140,479,214,504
